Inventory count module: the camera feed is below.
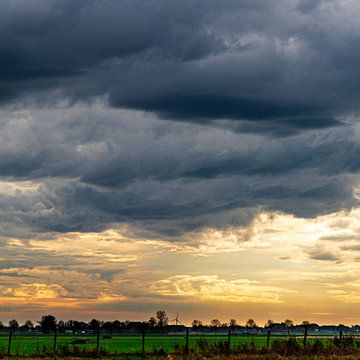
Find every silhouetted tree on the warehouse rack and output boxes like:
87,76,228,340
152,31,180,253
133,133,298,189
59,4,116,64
103,321,116,332
265,319,274,329
24,320,34,330
112,320,122,332
148,317,157,328
39,315,57,333
211,319,221,335
284,319,294,335
65,320,74,329
57,320,65,332
9,319,19,330
89,319,100,331
246,318,257,328
230,319,237,331
65,319,86,332
192,320,202,335
156,310,168,327
192,320,202,327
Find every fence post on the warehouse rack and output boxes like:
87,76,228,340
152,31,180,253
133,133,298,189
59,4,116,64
227,329,231,354
340,330,343,340
96,327,100,354
266,329,271,350
185,328,189,354
7,330,12,356
303,325,308,347
53,329,58,354
142,329,145,354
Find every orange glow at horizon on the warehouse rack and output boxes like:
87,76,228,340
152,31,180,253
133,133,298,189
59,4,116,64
1,205,360,325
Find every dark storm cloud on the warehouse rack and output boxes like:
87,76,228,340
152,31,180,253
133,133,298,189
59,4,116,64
0,103,358,237
0,0,223,100
1,1,360,237
1,0,360,133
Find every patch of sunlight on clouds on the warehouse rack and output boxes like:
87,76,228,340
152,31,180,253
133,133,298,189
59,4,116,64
150,275,289,304
24,205,360,262
96,294,127,302
1,283,67,299
29,231,140,263
0,180,41,196
183,207,360,264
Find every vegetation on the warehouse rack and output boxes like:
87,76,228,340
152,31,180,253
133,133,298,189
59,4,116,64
0,332,357,357
0,312,355,336
0,312,359,357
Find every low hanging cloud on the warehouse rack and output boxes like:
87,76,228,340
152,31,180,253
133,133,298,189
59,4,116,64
0,102,358,237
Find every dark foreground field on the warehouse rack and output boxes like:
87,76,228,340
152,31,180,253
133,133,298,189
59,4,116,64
0,334,337,354
0,333,295,354
0,334,359,358
2,356,360,360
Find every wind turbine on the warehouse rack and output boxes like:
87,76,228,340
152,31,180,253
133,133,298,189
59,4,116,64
171,312,182,325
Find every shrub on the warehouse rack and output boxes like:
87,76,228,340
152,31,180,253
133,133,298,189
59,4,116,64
270,337,302,356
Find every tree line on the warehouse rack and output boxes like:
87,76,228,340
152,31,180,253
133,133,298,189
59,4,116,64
0,311,338,334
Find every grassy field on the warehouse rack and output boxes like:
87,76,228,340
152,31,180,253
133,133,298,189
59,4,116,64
0,333,343,356
0,354,359,360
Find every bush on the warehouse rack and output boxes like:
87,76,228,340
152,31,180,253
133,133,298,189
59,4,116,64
270,338,302,356
310,339,326,354
195,338,230,356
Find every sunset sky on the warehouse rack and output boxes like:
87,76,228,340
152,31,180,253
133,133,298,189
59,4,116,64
2,0,360,325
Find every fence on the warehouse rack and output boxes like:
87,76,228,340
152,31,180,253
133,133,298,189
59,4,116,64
0,329,355,356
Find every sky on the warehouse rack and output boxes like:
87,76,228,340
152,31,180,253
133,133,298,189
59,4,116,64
2,0,360,326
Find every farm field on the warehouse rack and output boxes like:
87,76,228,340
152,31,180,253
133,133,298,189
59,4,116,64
0,333,346,356
2,354,359,360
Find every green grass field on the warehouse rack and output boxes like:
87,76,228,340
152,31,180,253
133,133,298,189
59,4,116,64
0,333,342,356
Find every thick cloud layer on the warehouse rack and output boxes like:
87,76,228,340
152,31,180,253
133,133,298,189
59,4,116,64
1,0,360,134
1,0,360,237
0,102,358,237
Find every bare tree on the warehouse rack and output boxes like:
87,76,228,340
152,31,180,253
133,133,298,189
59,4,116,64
156,310,168,327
